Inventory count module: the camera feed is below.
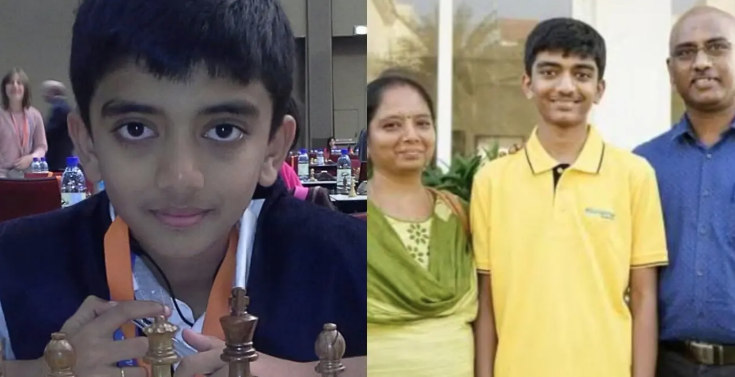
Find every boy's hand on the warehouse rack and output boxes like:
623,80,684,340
174,330,227,377
57,296,169,377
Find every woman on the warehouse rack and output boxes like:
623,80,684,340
280,96,303,189
0,68,47,178
367,74,486,377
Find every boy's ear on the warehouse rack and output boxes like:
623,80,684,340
67,111,102,183
259,115,296,187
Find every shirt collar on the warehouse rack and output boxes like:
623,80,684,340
524,125,606,175
671,113,735,141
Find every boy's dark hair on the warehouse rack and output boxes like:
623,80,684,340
1,68,32,110
367,72,435,127
285,96,303,150
70,0,295,136
524,18,606,80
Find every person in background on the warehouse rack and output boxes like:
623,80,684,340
471,18,667,377
366,74,483,377
0,68,47,178
41,80,73,172
280,96,303,189
326,136,337,158
634,6,735,376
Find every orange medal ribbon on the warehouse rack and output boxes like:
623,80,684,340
104,215,238,371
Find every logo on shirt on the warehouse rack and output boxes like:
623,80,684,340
584,207,615,220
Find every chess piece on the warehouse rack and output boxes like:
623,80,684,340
143,315,180,377
309,169,317,182
44,333,76,377
314,323,346,377
220,287,259,377
348,179,357,198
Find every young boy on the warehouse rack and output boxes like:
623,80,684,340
470,18,667,377
0,1,366,376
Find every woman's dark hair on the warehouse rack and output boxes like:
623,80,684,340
367,72,435,128
1,68,32,110
326,136,336,150
285,96,303,150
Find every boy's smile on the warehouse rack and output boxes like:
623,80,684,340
69,62,293,258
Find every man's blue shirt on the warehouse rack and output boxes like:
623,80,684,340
635,117,735,343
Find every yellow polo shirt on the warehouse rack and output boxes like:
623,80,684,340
471,126,668,377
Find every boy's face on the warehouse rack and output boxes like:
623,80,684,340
69,63,294,259
522,51,605,129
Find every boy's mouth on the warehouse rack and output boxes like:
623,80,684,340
151,209,211,229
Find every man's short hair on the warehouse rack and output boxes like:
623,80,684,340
524,18,607,80
70,0,295,136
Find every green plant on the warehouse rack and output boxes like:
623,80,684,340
422,144,499,202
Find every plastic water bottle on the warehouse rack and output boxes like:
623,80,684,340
297,148,309,181
336,149,352,195
30,158,41,173
61,156,87,208
316,150,325,165
39,157,49,173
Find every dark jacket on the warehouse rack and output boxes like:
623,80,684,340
0,180,367,361
44,99,73,171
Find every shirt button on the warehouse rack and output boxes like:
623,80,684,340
697,270,704,276
699,227,707,235
703,190,711,197
706,154,713,159
556,167,564,174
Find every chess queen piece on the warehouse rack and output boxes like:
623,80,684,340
143,315,180,377
314,323,346,377
220,287,259,377
44,333,76,377
309,168,317,182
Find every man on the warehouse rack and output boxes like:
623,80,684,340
634,6,735,376
471,18,668,377
0,1,366,376
41,80,73,171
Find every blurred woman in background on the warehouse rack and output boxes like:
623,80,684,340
366,73,487,377
280,96,303,189
0,68,47,178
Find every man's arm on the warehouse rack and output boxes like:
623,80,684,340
474,273,496,377
629,161,668,377
470,167,496,377
630,267,659,377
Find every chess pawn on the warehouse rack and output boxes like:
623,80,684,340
314,323,346,377
309,169,317,182
44,333,76,377
348,179,357,198
143,315,180,377
220,287,259,377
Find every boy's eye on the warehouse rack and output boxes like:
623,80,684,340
203,124,244,142
116,122,156,141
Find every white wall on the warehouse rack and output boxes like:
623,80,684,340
572,0,673,149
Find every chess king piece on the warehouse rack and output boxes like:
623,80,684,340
314,323,346,377
143,315,180,377
220,287,259,377
44,333,76,377
309,168,317,182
